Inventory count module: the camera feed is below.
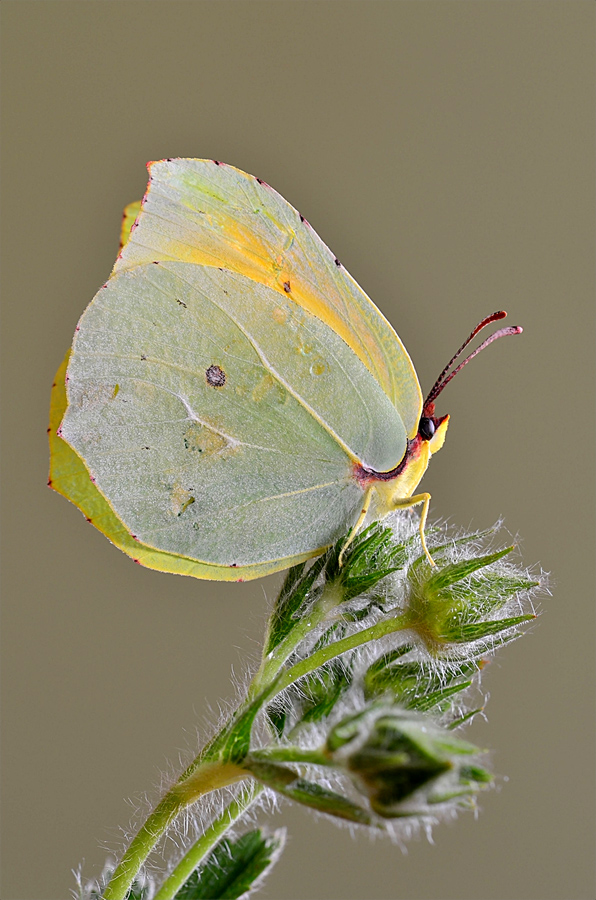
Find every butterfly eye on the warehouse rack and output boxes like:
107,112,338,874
418,417,435,441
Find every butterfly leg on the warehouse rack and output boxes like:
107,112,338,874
338,486,374,567
389,492,435,566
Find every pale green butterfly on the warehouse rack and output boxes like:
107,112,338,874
50,159,521,581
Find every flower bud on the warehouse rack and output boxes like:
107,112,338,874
404,547,535,653
326,706,491,817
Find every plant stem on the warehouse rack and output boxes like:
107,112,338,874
101,593,408,898
249,579,343,697
100,579,338,898
246,746,332,767
274,612,411,695
101,764,246,900
153,783,264,900
102,794,182,900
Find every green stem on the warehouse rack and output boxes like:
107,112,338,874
153,783,264,900
246,746,331,767
274,612,411,695
102,794,182,900
102,763,246,900
249,579,343,697
101,578,339,898
101,588,408,898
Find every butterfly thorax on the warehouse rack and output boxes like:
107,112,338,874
353,413,449,515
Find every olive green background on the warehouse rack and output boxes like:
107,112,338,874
2,2,594,898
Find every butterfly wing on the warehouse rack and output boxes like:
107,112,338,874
50,352,312,580
119,200,141,250
59,263,406,571
114,159,422,439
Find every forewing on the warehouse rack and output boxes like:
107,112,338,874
59,264,405,567
114,159,422,436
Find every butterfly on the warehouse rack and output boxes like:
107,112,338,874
49,159,521,581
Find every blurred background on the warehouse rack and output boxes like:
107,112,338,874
2,2,594,898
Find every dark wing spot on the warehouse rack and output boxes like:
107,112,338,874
256,177,263,185
206,365,226,387
178,496,195,516
213,160,221,165
283,280,291,293
299,213,305,223
140,354,147,361
334,258,341,267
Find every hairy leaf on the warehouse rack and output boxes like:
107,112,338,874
245,759,372,825
265,558,325,655
173,828,285,899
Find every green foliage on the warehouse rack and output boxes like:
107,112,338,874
173,829,285,899
406,541,537,651
87,518,540,900
267,655,353,738
243,759,372,825
441,614,535,644
265,557,326,655
363,651,479,712
326,706,491,818
325,523,412,602
264,523,409,658
202,697,264,765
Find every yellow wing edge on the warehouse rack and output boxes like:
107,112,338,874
120,199,142,250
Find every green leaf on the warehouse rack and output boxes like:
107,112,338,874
265,703,288,739
363,651,478,712
447,707,484,730
244,759,372,825
203,697,263,764
462,572,540,619
173,828,286,899
410,527,498,568
329,523,411,602
408,680,473,713
298,659,353,724
441,614,535,643
459,764,493,784
423,547,514,596
265,558,325,655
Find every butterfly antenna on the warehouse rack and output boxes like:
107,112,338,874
424,311,522,411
